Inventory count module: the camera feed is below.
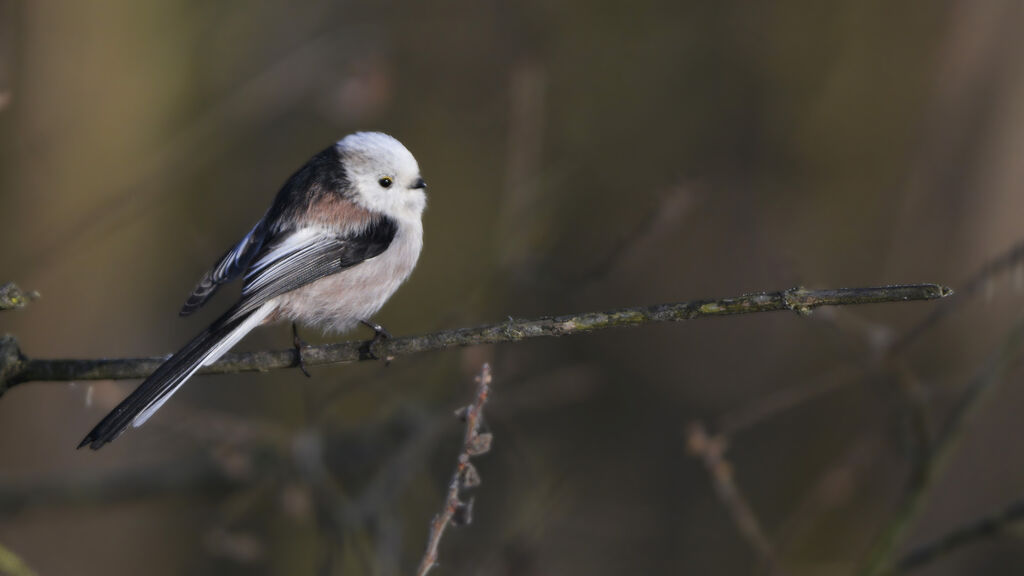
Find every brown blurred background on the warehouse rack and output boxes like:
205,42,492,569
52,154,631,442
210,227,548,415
2,1,1024,575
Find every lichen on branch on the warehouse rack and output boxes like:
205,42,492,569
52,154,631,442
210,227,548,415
0,283,952,393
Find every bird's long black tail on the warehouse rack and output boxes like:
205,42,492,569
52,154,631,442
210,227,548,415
78,303,273,450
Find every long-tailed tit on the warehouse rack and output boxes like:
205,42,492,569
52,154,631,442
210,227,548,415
79,132,427,449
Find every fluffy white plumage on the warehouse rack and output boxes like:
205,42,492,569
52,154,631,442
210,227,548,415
272,220,423,333
80,131,428,449
268,132,427,332
341,132,427,222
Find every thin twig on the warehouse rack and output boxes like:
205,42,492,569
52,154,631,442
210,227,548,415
0,408,442,517
768,435,880,576
716,363,865,439
687,422,776,569
416,364,493,576
896,497,1024,572
702,243,1024,572
861,315,1024,576
893,239,1024,354
0,284,952,393
0,458,239,514
722,239,1024,443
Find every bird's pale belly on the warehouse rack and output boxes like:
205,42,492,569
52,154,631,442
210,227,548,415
271,224,422,333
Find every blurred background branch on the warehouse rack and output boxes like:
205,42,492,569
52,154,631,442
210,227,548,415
0,542,37,576
896,496,1024,573
416,363,492,576
687,422,778,572
681,238,1024,576
861,314,1024,576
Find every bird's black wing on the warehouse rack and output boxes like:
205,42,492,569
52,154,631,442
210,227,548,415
180,221,267,316
79,216,398,450
180,144,352,316
232,216,398,318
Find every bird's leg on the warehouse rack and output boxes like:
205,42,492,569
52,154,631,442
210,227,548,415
358,319,392,363
361,319,392,341
292,322,312,378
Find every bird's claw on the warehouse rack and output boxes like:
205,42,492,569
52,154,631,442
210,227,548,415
359,319,392,364
292,323,312,377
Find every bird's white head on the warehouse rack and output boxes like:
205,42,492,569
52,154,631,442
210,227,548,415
337,132,427,222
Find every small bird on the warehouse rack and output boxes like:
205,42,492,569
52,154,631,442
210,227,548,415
79,132,427,450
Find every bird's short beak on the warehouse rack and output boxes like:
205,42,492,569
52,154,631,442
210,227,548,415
412,178,427,190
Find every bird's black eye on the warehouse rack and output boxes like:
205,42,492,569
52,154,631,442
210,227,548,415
378,177,393,188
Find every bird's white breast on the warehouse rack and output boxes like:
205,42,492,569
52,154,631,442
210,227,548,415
272,219,423,333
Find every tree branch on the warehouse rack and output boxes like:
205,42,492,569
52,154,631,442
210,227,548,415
0,284,951,394
896,496,1024,572
893,238,1024,354
686,422,776,570
860,314,1024,576
416,363,492,576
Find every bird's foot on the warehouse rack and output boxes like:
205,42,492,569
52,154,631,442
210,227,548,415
360,320,392,341
358,320,392,364
292,322,312,377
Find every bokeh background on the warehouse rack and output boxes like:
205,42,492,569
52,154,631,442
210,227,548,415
2,1,1024,575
